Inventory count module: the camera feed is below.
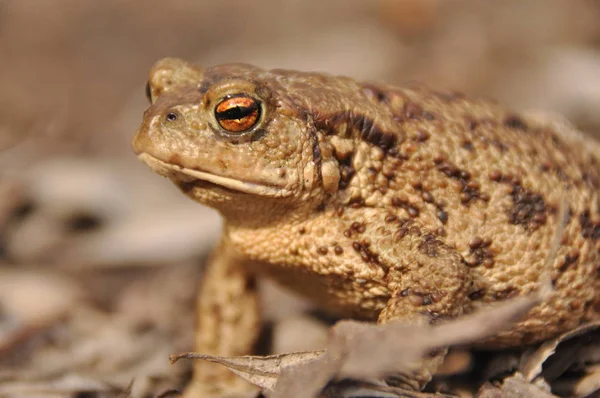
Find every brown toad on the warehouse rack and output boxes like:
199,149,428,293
132,58,600,396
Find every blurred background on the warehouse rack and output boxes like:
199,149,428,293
1,1,600,397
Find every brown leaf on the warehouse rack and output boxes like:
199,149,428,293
170,350,324,390
476,374,557,398
520,321,600,382
323,379,456,397
569,365,600,397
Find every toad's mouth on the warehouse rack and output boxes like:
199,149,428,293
137,153,286,197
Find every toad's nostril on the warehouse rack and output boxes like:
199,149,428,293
65,213,104,233
10,200,36,222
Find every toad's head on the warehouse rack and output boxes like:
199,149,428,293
133,58,335,225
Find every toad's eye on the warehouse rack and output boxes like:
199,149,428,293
215,95,261,133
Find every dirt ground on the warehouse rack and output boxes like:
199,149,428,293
1,1,599,397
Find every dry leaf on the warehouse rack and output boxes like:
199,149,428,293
566,365,600,397
520,321,600,382
170,350,324,390
323,379,455,398
476,374,557,398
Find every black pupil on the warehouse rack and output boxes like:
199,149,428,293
216,103,258,121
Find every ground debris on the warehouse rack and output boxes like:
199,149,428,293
178,293,545,398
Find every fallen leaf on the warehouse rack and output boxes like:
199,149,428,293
170,350,324,390
520,321,600,382
323,379,455,398
476,374,557,398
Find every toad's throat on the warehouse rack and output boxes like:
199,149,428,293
137,153,286,196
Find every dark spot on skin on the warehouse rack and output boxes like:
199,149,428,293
488,170,502,182
436,207,448,224
464,116,478,131
312,137,322,178
337,155,355,190
579,210,600,240
351,240,386,269
334,246,344,255
314,112,398,151
317,246,328,255
413,129,430,142
351,221,366,234
406,206,419,218
410,180,423,190
393,228,409,241
354,115,397,150
391,218,419,240
504,114,528,131
558,250,580,272
299,227,306,235
421,295,433,306
466,237,494,268
348,197,365,209
387,147,404,159
418,234,446,258
391,197,420,218
434,159,487,205
540,161,552,173
385,214,398,223
508,182,547,231
468,289,486,300
421,191,434,203
461,140,474,151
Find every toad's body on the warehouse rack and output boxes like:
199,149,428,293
133,58,600,395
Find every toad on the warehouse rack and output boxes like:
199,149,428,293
132,58,600,396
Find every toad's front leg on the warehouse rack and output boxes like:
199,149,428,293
376,225,474,390
184,238,261,397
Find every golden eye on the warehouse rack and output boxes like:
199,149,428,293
215,95,261,133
